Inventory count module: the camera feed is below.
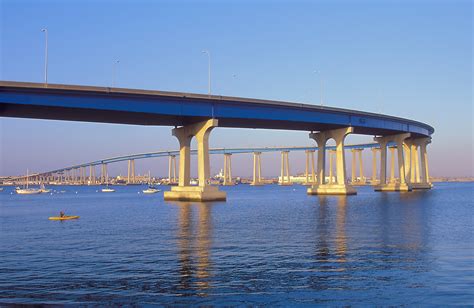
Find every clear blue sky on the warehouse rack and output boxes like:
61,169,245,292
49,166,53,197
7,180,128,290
1,0,472,177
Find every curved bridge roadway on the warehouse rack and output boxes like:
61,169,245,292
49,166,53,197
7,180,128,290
0,81,434,199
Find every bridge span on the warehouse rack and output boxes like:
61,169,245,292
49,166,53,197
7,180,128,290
1,81,434,200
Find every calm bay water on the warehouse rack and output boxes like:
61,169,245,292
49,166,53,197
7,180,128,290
0,182,472,305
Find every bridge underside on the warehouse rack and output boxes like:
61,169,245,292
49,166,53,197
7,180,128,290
1,103,420,137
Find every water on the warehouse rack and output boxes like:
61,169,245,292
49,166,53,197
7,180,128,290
0,183,472,305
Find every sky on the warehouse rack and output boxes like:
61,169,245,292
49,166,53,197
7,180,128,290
0,0,472,178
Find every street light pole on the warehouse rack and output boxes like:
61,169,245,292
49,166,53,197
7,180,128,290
112,60,120,87
202,50,211,95
314,70,323,106
41,28,48,85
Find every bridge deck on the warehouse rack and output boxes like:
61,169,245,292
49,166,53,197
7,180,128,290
0,81,434,137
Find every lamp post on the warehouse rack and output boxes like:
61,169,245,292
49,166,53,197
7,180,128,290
314,70,323,106
41,28,48,85
112,60,120,87
202,50,211,95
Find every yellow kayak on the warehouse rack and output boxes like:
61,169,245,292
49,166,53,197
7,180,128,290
49,216,80,221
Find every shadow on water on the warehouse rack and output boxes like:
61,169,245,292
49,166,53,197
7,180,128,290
170,201,214,297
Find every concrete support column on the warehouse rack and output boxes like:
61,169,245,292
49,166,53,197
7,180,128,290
304,150,316,185
164,119,226,201
371,147,379,184
374,133,412,192
409,142,417,184
415,146,421,183
251,152,263,186
351,149,357,183
223,153,233,186
168,155,177,184
411,137,432,189
351,148,365,184
89,165,94,185
127,159,135,184
358,149,365,182
389,146,396,183
279,151,292,185
404,143,412,182
307,127,356,195
328,149,336,184
101,163,107,184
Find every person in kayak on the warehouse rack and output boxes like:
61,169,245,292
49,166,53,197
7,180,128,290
60,211,65,217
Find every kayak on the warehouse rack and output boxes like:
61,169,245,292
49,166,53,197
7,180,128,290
49,216,80,221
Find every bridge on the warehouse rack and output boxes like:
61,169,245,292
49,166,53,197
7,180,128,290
7,142,388,185
0,81,434,200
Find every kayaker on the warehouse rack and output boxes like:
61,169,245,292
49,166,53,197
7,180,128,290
60,211,65,217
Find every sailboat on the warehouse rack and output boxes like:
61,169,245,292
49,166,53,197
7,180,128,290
16,169,41,195
101,173,115,192
143,171,160,194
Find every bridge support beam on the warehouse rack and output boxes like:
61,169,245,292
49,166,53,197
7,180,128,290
251,152,263,186
89,165,95,185
307,127,356,195
168,155,177,184
279,151,292,185
407,137,432,189
371,147,380,184
223,153,234,186
374,133,412,192
127,159,136,184
304,150,316,185
164,119,226,202
351,148,365,185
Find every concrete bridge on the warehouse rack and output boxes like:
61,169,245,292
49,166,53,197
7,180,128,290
0,81,434,201
7,142,389,186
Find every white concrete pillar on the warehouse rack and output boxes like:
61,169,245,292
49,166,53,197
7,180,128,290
329,149,336,184
310,132,327,185
223,153,233,185
251,152,263,185
413,137,432,189
404,143,411,182
414,146,421,183
308,127,356,195
371,147,379,183
409,142,417,184
168,155,177,184
279,151,291,185
358,149,364,182
351,149,357,183
389,146,396,183
374,133,412,191
304,150,315,185
164,119,226,201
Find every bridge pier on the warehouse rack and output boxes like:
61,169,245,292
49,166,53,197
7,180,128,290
279,151,292,185
406,137,432,189
351,148,365,185
127,159,136,184
304,150,316,185
251,152,263,186
374,133,412,191
164,119,226,202
371,147,380,184
89,165,95,185
168,155,177,184
222,153,234,186
307,127,357,195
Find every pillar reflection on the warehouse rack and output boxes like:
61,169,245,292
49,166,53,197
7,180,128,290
173,202,214,296
335,196,347,263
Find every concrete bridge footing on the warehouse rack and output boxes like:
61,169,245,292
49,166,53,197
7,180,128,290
164,119,226,202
